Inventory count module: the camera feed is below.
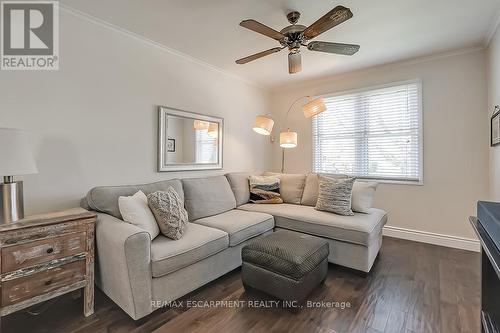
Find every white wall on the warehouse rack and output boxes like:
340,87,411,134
269,49,489,239
488,24,500,200
0,9,272,215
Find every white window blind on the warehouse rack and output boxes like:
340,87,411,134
312,82,422,183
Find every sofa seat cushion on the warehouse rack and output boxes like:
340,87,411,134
193,210,274,247
238,204,387,246
151,223,229,277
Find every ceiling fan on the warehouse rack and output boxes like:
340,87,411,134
236,5,360,74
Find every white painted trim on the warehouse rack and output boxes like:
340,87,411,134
393,46,484,70
59,4,262,89
271,46,484,92
383,225,480,252
484,6,500,47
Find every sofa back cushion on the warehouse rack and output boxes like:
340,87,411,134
225,172,251,206
85,179,184,219
301,173,378,213
182,175,236,221
301,173,347,206
351,181,378,213
263,172,306,204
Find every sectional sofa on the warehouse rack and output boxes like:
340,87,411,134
81,172,387,320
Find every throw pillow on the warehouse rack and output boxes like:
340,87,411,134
249,175,283,204
147,187,188,240
315,175,356,216
301,173,348,206
352,181,378,213
118,190,160,240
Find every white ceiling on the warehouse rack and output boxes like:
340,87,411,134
61,0,500,88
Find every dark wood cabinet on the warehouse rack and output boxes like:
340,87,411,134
470,216,500,333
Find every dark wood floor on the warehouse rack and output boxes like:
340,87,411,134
3,237,481,333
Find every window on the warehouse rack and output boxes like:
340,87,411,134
195,129,218,163
312,81,422,183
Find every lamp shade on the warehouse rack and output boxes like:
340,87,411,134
0,128,38,176
207,123,219,138
252,115,274,136
280,130,298,148
193,120,209,130
303,98,326,118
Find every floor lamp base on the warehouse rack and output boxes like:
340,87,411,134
281,148,285,173
0,181,24,224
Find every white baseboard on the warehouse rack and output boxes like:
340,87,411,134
383,225,480,252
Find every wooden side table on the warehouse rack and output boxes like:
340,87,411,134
0,208,96,322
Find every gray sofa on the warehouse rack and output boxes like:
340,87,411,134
82,172,387,320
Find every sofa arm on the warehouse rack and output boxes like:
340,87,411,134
95,213,152,320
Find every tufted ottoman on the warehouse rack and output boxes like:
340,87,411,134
241,229,329,303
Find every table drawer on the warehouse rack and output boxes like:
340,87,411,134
2,232,86,273
2,260,86,306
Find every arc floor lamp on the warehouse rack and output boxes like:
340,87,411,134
252,96,326,172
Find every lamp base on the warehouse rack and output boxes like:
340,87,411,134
0,181,24,224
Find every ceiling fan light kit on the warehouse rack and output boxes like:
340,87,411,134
236,5,360,74
288,51,302,74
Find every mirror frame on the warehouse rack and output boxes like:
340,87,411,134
158,106,224,172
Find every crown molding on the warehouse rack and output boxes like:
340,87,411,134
60,3,495,92
270,46,485,92
484,7,500,47
59,4,263,90
391,46,485,70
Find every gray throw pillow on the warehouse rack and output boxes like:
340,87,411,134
147,187,188,240
315,175,355,216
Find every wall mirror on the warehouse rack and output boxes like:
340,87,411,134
158,106,223,171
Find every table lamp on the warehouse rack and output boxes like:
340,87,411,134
0,128,38,224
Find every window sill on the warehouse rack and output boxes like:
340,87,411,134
356,178,423,186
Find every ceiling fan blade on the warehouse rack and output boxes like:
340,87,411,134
307,41,360,55
236,47,284,64
288,52,302,74
240,19,285,41
303,6,353,40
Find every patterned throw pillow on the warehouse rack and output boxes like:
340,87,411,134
315,175,356,216
147,187,188,240
249,175,283,204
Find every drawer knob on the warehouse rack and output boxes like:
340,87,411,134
46,247,54,254
45,280,52,286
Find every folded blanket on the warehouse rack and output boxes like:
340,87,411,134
249,175,283,204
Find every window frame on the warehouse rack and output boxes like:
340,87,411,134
312,79,424,185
